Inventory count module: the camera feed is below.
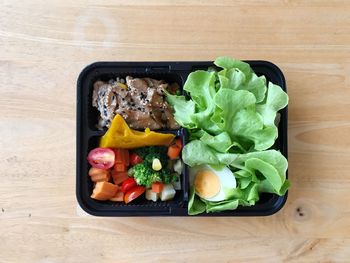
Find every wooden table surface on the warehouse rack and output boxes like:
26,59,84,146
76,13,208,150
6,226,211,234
1,1,350,262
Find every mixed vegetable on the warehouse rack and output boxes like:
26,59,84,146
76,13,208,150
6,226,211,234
87,114,183,204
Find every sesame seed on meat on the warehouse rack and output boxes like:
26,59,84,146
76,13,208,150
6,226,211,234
92,76,180,130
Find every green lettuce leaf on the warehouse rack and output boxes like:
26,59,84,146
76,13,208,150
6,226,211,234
183,140,290,213
166,56,289,215
165,93,196,129
166,56,288,152
188,186,206,215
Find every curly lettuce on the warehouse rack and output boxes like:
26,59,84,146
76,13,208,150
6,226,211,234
166,57,288,152
166,56,289,215
185,140,289,215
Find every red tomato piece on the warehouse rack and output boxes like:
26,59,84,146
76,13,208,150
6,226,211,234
130,153,143,166
121,178,137,194
124,186,145,204
87,148,115,169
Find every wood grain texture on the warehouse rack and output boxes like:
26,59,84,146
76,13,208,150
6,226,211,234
1,0,350,262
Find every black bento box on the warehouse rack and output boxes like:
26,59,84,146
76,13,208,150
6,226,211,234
76,61,288,216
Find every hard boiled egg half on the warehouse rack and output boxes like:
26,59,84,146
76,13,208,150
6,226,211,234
189,164,236,202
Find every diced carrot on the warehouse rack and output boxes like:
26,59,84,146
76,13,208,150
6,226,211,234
109,190,124,202
89,167,110,182
89,167,109,177
111,171,129,185
152,182,164,193
167,145,181,160
114,163,126,172
90,173,110,182
114,149,130,166
91,181,118,201
114,149,123,164
175,138,183,149
167,138,183,160
123,149,130,166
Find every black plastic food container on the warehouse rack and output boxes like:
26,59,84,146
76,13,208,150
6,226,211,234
76,61,288,216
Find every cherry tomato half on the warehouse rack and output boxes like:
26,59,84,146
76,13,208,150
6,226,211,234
130,153,143,166
87,147,115,170
124,186,145,204
121,178,137,193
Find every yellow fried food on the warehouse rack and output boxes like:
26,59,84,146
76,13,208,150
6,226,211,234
99,114,175,149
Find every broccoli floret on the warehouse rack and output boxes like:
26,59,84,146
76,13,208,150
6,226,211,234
132,163,177,187
161,170,178,184
131,146,178,187
133,163,162,187
134,146,168,165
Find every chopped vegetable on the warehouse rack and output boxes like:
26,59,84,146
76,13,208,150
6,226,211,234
114,149,129,166
91,181,118,201
110,190,124,202
121,178,137,194
111,171,129,185
152,158,162,171
145,189,159,202
87,148,115,170
88,167,110,182
87,128,181,204
130,153,143,166
124,186,146,204
151,182,164,193
167,139,182,160
161,170,178,184
135,146,168,165
127,167,135,177
114,163,127,172
99,114,175,148
132,163,161,187
173,159,183,175
160,184,176,201
132,162,177,187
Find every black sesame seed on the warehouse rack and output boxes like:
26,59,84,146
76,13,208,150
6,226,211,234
137,107,141,111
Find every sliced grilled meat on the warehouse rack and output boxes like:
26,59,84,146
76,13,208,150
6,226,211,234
93,76,180,130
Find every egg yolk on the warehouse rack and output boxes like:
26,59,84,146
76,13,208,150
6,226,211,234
194,170,220,199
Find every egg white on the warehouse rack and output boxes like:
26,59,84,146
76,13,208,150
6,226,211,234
189,164,236,202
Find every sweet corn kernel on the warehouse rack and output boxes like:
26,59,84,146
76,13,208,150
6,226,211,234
152,158,162,171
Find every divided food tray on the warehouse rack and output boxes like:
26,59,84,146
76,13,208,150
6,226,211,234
76,61,288,216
